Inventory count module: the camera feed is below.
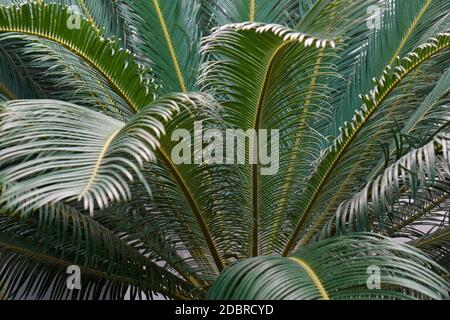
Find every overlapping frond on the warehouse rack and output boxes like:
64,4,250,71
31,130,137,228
207,234,450,300
200,22,338,255
317,135,449,238
120,0,201,94
0,2,156,112
283,30,450,254
0,95,199,213
0,204,193,299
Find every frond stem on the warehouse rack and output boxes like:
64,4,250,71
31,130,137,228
282,40,450,256
152,0,187,93
0,28,141,111
157,148,225,272
289,257,330,300
0,82,16,100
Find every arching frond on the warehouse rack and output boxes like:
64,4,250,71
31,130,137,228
0,2,156,112
0,204,193,299
409,226,450,271
297,0,379,39
0,95,203,213
0,35,45,101
120,0,202,93
318,134,449,237
207,234,450,300
331,0,450,133
283,30,450,254
200,22,337,255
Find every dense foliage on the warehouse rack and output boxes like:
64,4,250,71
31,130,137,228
0,0,449,300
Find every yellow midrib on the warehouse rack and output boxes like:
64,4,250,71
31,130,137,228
249,0,256,21
76,0,99,32
289,257,330,300
283,37,450,256
0,26,140,111
272,48,325,248
388,0,433,66
79,128,121,199
152,0,187,93
413,227,450,248
0,82,17,100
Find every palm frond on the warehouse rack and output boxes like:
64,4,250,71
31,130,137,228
207,234,450,300
0,2,156,112
317,134,449,237
71,0,130,45
200,0,298,30
367,64,450,180
0,95,200,213
282,30,450,254
200,22,337,255
119,0,201,94
0,204,193,299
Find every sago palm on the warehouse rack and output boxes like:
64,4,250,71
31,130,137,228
0,0,449,300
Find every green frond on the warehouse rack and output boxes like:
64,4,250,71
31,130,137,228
151,103,248,274
71,0,130,45
207,234,450,300
0,0,448,301
200,22,337,255
409,226,450,271
283,30,450,254
0,2,156,111
0,204,193,299
319,134,449,237
0,33,138,119
0,95,200,213
120,0,202,93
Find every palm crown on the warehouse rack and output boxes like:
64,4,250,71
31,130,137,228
0,0,449,300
